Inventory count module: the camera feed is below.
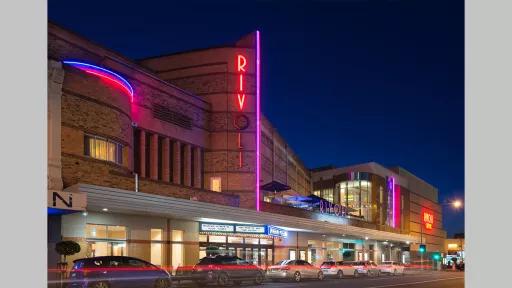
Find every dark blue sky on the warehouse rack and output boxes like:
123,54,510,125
49,0,464,236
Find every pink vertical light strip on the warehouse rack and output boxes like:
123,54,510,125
256,30,261,211
392,177,396,228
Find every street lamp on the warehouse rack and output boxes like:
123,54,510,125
452,200,463,209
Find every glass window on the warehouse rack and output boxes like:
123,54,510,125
322,188,334,203
84,134,123,164
86,224,107,239
336,176,372,221
210,177,222,192
208,235,226,243
260,238,273,245
107,226,127,240
172,230,184,271
151,229,163,266
125,258,147,268
199,234,208,242
228,236,243,244
244,238,259,245
289,249,296,260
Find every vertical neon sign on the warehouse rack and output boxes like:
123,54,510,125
236,54,247,168
256,30,261,211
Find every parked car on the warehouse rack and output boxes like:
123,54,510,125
320,260,356,278
68,256,171,288
379,261,405,275
267,259,324,282
191,255,264,286
350,261,381,277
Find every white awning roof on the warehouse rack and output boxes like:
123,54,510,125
65,183,418,243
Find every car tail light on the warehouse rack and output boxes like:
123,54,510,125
281,266,290,271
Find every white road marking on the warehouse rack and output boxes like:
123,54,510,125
364,277,464,288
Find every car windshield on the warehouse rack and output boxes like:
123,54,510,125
198,257,215,265
275,260,290,266
321,261,335,266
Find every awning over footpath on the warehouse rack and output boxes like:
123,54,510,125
65,183,418,243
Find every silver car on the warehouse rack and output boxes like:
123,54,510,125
267,260,324,282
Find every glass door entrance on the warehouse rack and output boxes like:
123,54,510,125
199,234,274,266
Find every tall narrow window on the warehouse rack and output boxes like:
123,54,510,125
169,140,174,183
172,230,184,272
133,129,141,174
151,229,163,266
210,177,222,192
180,143,185,185
145,133,151,178
191,146,195,187
84,134,123,164
157,137,163,180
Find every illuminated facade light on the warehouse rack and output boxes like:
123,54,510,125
256,30,261,212
63,61,134,102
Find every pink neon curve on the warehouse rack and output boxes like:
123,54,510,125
256,31,261,211
63,61,134,102
85,70,134,102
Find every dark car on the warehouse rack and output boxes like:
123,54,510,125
68,256,171,288
192,255,264,286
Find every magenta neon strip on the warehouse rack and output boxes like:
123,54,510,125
256,30,261,211
63,61,134,102
392,177,396,228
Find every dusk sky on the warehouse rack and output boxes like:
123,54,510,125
49,0,464,236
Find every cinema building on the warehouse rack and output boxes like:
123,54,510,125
47,22,445,279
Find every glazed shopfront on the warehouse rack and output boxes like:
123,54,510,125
56,184,418,271
198,223,287,266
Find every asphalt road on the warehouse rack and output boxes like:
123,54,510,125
176,271,464,288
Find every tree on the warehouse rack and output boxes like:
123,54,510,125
55,240,81,264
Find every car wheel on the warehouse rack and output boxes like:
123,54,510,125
293,271,302,282
354,270,359,278
254,272,264,285
337,270,344,279
217,273,229,287
89,282,109,288
318,271,324,281
154,278,171,288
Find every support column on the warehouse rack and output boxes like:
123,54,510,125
173,141,181,184
48,60,64,191
150,133,159,180
162,138,170,182
139,130,146,177
193,147,202,189
183,144,192,186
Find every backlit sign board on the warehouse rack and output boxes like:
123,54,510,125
267,226,288,238
198,222,287,238
422,210,434,230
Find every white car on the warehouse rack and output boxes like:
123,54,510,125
379,261,405,275
320,261,357,278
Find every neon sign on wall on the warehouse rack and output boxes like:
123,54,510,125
232,31,261,212
423,210,434,230
63,61,134,102
234,54,248,169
